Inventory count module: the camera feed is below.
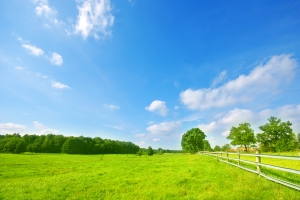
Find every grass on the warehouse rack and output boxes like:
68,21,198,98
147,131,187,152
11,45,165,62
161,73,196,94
215,151,300,187
0,153,299,200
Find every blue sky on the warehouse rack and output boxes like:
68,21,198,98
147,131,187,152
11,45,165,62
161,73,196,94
1,0,300,150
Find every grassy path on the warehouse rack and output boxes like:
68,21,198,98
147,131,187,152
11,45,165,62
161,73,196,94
0,153,299,199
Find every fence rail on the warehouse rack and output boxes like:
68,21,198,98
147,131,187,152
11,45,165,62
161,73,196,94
200,151,300,191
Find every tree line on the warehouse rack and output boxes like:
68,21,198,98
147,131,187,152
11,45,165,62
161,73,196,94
0,133,184,155
181,116,300,153
0,134,140,154
136,147,183,156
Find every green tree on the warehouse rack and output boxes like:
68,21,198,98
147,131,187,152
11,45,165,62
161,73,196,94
221,144,231,152
136,148,143,156
296,133,300,149
147,146,154,156
1,136,26,153
157,147,164,155
256,117,295,152
227,123,255,152
181,128,206,154
213,145,221,152
203,140,212,151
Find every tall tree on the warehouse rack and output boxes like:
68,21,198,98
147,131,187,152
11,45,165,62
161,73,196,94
147,146,154,156
256,116,295,152
227,123,255,152
203,140,212,151
181,128,206,154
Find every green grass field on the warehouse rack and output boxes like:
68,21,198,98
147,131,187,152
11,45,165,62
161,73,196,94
0,153,299,200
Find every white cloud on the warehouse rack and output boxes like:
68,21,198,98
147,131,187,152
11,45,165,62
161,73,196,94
17,37,27,43
128,0,135,6
135,133,146,138
52,81,70,89
22,44,44,56
50,52,63,66
15,66,23,70
34,121,45,129
145,100,168,116
221,130,230,137
180,54,297,110
41,128,58,134
139,141,146,147
198,108,256,139
197,104,300,142
19,38,63,66
153,138,160,142
220,108,254,125
34,121,58,134
104,124,123,130
146,121,181,136
212,70,227,87
74,0,114,39
198,121,219,134
34,0,60,25
104,104,120,110
0,123,27,134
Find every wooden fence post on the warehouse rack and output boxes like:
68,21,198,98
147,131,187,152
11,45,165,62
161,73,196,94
256,150,261,174
238,151,240,166
226,152,229,162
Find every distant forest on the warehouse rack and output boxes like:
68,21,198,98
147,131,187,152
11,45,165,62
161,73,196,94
0,133,182,154
0,133,139,154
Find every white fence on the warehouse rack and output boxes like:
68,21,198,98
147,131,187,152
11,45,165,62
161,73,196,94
200,151,300,191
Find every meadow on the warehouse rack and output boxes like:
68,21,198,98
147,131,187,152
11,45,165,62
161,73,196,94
0,153,299,199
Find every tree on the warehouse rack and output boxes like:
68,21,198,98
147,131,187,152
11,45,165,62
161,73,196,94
213,145,221,152
181,128,206,154
256,117,295,152
203,140,212,151
157,147,163,155
136,148,143,156
0,136,26,153
221,144,231,152
227,123,255,152
147,146,154,156
296,133,300,149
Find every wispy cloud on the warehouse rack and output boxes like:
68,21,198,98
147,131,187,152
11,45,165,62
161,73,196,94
180,54,298,110
104,104,120,110
145,100,168,116
50,52,63,66
211,70,227,87
34,121,58,134
74,0,114,39
34,121,45,129
34,0,60,25
18,37,63,66
52,81,70,89
135,133,146,138
15,66,23,70
104,124,123,130
41,129,58,134
22,44,44,56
